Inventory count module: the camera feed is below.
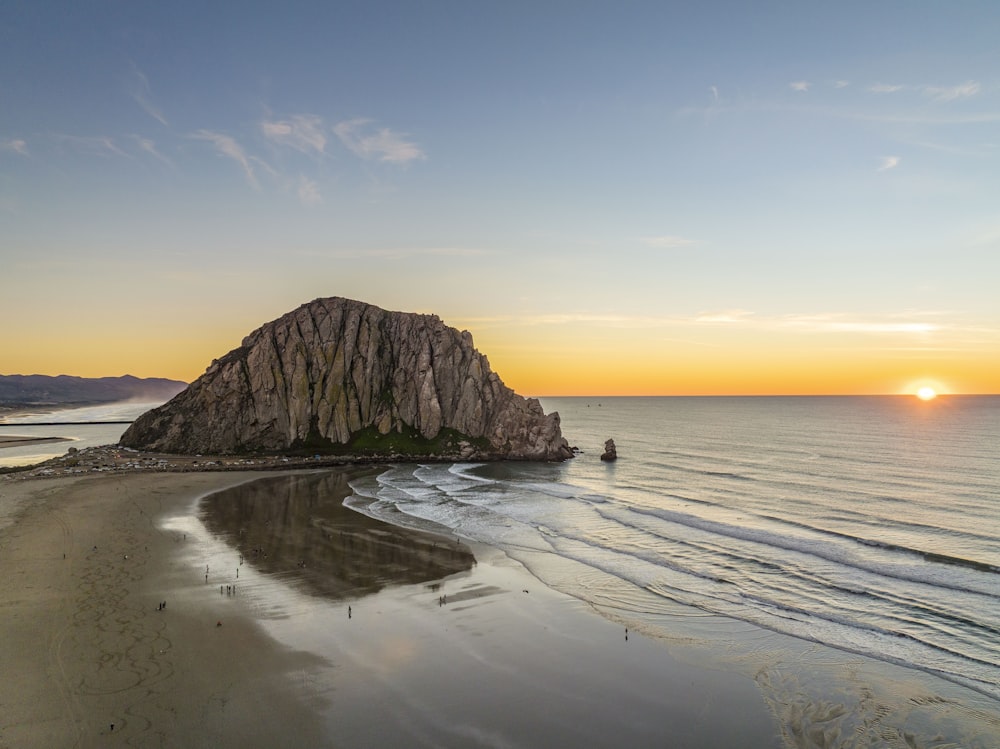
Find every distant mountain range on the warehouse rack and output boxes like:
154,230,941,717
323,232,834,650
0,374,186,406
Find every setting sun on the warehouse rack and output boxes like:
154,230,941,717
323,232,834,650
916,387,937,401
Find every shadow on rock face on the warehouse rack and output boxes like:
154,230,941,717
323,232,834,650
200,469,475,601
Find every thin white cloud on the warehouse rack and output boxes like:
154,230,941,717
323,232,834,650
833,80,850,89
693,311,944,335
845,110,1000,125
968,225,1000,247
695,309,754,323
249,155,280,181
639,235,698,249
1,138,28,155
483,313,665,328
877,155,900,171
303,246,487,260
677,98,1000,127
868,80,980,101
131,135,173,167
709,85,719,103
53,134,129,158
452,310,959,340
297,175,322,206
789,81,811,92
924,80,980,101
814,320,938,334
128,64,168,127
262,115,327,155
779,313,938,334
333,119,426,164
869,83,905,93
190,130,258,187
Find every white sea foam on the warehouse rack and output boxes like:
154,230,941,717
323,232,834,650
353,396,1000,702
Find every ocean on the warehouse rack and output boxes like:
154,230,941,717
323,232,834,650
0,401,154,468
346,396,1000,705
6,394,999,743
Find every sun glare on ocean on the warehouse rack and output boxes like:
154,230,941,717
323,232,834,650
916,387,937,401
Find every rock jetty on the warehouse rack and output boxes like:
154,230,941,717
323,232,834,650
120,297,573,461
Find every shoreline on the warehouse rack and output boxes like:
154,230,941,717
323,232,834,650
0,435,72,449
4,463,996,746
0,471,334,747
0,468,782,747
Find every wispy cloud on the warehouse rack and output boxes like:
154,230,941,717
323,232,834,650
924,80,980,101
333,119,426,164
131,135,173,167
709,85,720,103
297,175,322,205
968,225,1000,248
639,235,698,249
877,155,900,172
453,310,960,340
833,80,850,89
53,134,129,158
190,130,257,187
249,155,280,181
780,314,939,334
468,313,667,328
128,64,168,127
789,81,811,92
303,246,487,260
844,110,1000,126
262,114,327,155
695,309,754,323
1,138,28,156
869,80,981,101
869,83,904,94
687,310,947,336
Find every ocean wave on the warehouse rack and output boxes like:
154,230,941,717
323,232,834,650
618,504,1000,597
342,396,1000,705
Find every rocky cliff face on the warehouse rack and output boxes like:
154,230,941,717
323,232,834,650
120,297,573,461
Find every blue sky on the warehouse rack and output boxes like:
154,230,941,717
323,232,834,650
2,1,998,394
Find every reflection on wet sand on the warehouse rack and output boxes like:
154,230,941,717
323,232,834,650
200,469,475,600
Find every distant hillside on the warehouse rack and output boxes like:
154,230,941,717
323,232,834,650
0,374,186,406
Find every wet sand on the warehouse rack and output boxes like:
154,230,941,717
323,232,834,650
0,435,71,449
0,471,329,748
0,468,781,748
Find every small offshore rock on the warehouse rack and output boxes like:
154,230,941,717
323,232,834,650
600,438,617,462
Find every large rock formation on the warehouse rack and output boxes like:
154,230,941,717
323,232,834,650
120,297,573,461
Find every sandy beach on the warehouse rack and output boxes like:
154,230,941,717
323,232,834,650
0,471,331,748
0,468,781,748
0,435,71,449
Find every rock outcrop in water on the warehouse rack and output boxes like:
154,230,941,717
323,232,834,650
600,438,618,462
120,297,573,461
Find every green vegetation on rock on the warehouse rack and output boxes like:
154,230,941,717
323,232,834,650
285,420,489,457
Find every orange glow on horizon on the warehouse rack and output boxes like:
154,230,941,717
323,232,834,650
4,318,998,396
